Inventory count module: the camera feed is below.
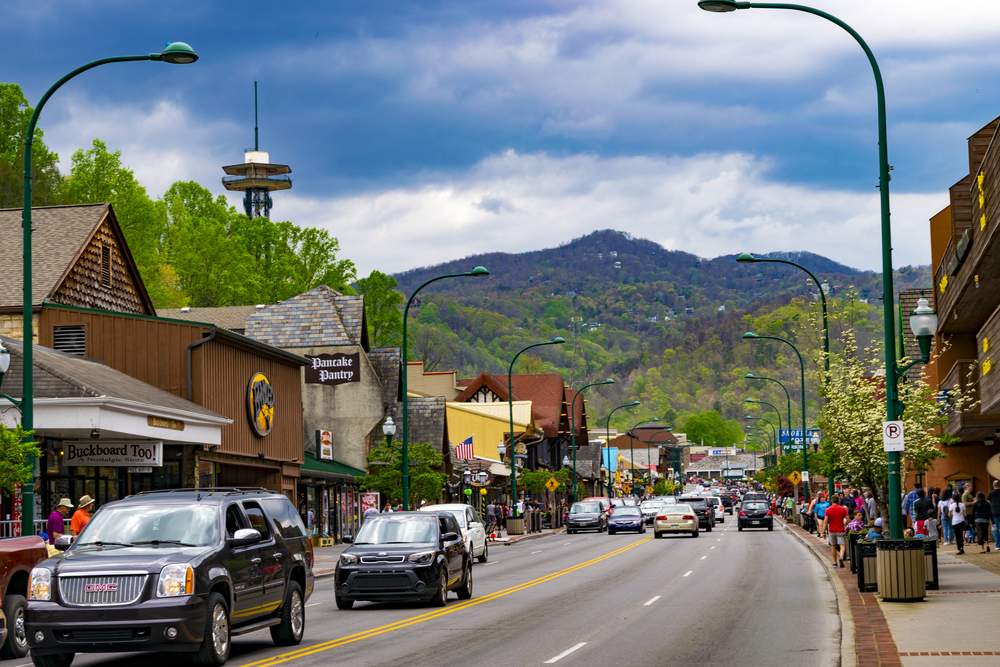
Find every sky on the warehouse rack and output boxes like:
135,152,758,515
6,0,1000,277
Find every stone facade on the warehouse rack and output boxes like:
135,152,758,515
0,314,39,344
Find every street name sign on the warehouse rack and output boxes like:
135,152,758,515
882,421,904,452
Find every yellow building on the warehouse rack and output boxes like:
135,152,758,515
445,400,537,471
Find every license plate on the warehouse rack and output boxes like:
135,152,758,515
671,524,679,528
752,520,760,525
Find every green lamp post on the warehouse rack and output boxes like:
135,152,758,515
626,418,659,495
568,379,615,503
744,373,793,450
745,398,782,454
507,337,565,516
698,0,907,538
745,415,777,466
18,42,199,536
604,401,640,497
401,266,489,510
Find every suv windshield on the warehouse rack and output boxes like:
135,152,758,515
571,503,601,514
76,504,218,547
354,517,437,545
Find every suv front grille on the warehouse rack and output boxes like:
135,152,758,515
60,574,147,606
353,573,411,590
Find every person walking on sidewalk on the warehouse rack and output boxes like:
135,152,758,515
972,492,994,553
950,494,968,555
902,481,922,529
987,480,1000,550
815,496,831,538
939,488,954,545
913,488,935,536
824,493,849,568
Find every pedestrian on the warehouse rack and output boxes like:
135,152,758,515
913,488,935,536
785,496,794,519
972,491,994,553
805,496,819,534
846,511,865,534
47,499,72,545
939,488,954,545
925,514,940,542
383,502,393,513
486,500,496,528
987,480,1000,550
70,495,94,537
902,481,922,529
363,506,379,523
866,517,885,541
824,493,849,567
865,492,875,519
950,493,967,555
815,495,831,538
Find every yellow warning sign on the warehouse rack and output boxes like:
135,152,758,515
545,477,560,492
787,471,802,485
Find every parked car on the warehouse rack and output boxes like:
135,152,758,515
738,499,774,531
640,499,664,525
654,504,698,538
607,507,645,535
566,502,607,534
707,497,725,523
27,488,314,667
0,535,48,659
335,512,472,609
418,504,488,563
676,496,713,532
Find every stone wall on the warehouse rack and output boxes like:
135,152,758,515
0,314,39,344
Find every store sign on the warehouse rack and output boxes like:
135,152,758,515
711,448,736,456
247,372,275,437
360,492,380,514
65,442,163,467
147,416,184,431
317,430,333,461
305,353,360,386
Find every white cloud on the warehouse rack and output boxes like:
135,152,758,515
273,149,944,277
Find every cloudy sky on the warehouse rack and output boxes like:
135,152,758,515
6,1,1000,276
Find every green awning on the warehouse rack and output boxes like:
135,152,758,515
300,455,367,479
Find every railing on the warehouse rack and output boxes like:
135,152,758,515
0,520,56,538
222,175,292,186
942,360,979,438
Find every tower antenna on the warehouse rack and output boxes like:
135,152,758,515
254,80,259,152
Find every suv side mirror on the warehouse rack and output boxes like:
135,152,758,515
441,531,459,543
228,528,261,548
342,535,353,544
54,534,73,552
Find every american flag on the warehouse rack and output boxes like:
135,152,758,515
456,435,474,460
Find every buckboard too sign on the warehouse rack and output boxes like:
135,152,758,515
305,352,361,385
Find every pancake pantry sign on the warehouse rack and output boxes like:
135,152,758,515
305,352,360,386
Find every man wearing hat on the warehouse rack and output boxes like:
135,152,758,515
70,495,95,537
46,498,72,546
866,517,886,541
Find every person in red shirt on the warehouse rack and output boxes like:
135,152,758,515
823,493,849,568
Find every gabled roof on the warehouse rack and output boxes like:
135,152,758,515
452,372,568,438
158,305,263,331
0,203,154,313
244,285,370,350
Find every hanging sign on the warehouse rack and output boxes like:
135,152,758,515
247,372,275,437
65,442,163,466
317,430,333,461
305,353,361,385
882,421,905,452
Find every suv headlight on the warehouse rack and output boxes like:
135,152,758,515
339,553,358,566
157,564,194,597
29,568,51,601
408,551,434,565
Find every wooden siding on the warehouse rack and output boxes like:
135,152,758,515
969,117,1000,178
950,176,972,235
196,340,303,461
49,217,151,315
978,304,1000,414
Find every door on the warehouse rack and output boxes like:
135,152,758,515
439,515,464,587
466,507,485,557
225,503,264,622
243,500,285,614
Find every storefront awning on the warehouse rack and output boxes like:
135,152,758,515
300,456,367,480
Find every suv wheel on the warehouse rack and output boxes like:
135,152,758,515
431,570,448,607
335,596,354,610
270,581,305,646
457,563,473,600
194,592,230,666
30,654,74,667
2,594,28,658
478,541,489,563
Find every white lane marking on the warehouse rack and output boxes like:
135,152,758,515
717,539,722,542
483,561,499,565
700,556,707,560
306,602,323,607
643,596,661,606
711,546,716,549
683,570,692,577
531,550,543,554
586,537,595,540
545,642,587,663
565,542,572,545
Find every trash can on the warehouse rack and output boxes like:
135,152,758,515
847,533,862,574
923,539,939,591
856,541,879,592
876,539,926,602
532,511,542,532
506,517,525,535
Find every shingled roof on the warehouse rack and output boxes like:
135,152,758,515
453,372,569,438
244,286,370,350
157,305,263,331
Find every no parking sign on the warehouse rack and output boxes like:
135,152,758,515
882,421,904,452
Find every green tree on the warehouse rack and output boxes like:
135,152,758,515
0,424,42,495
355,270,404,347
682,411,743,447
0,83,66,208
357,442,447,507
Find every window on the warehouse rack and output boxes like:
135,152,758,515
100,245,112,287
261,496,307,539
225,505,246,538
53,325,86,356
242,501,271,540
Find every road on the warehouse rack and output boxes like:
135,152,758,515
61,516,839,667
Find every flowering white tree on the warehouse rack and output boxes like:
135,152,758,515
817,330,974,521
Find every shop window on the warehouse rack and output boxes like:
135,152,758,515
53,326,85,357
198,460,216,489
241,501,272,540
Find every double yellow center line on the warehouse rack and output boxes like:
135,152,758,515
240,536,652,667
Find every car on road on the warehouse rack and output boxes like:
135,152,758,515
418,503,488,563
0,534,50,659
676,496,713,532
639,499,664,525
738,499,774,531
336,512,472,610
718,493,736,514
27,488,314,667
566,502,607,534
607,507,645,534
581,497,613,519
707,496,725,523
654,504,698,538
742,492,768,504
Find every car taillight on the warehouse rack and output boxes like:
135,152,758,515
739,511,745,516
657,515,667,520
683,515,695,520
765,510,772,516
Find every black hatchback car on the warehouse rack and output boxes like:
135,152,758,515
738,499,774,531
335,512,472,609
566,502,607,534
26,488,314,667
676,496,713,532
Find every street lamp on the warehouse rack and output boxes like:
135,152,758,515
744,373,793,452
507,337,565,516
745,415,776,465
18,43,199,536
909,295,938,364
605,401,640,497
400,266,489,510
382,416,396,448
744,398,782,454
463,470,472,504
627,418,659,496
699,0,905,539
568,378,615,504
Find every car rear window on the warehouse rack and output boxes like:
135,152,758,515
678,497,708,507
744,502,768,510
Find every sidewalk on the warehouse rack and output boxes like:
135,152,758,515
782,520,1000,667
311,528,564,579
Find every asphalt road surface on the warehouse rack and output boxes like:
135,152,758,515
58,519,839,667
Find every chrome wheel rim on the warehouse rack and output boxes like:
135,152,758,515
12,608,25,648
290,590,304,638
466,567,472,595
211,603,229,657
440,574,447,603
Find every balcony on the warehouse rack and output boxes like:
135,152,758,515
977,303,1000,414
941,359,1000,442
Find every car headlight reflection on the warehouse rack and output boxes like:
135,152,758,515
339,553,358,566
408,551,434,565
157,564,194,597
29,568,51,601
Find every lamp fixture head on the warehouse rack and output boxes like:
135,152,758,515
631,401,640,406
909,296,938,338
604,378,615,384
497,442,507,458
0,345,9,375
158,42,199,64
698,0,744,10
735,251,757,263
551,336,566,344
468,266,490,277
463,470,472,484
382,416,397,437
744,373,755,378
478,470,489,484
742,332,758,339
562,455,571,467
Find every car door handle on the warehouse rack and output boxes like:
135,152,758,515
273,553,284,559
251,557,262,564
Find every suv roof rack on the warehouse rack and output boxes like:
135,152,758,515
131,487,274,497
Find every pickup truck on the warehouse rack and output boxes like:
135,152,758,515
0,535,49,659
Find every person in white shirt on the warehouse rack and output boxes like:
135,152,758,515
950,497,967,555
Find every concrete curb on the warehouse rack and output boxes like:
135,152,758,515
780,521,857,667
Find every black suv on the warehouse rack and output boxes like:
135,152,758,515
335,512,472,609
676,496,713,532
26,488,314,667
718,493,735,514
